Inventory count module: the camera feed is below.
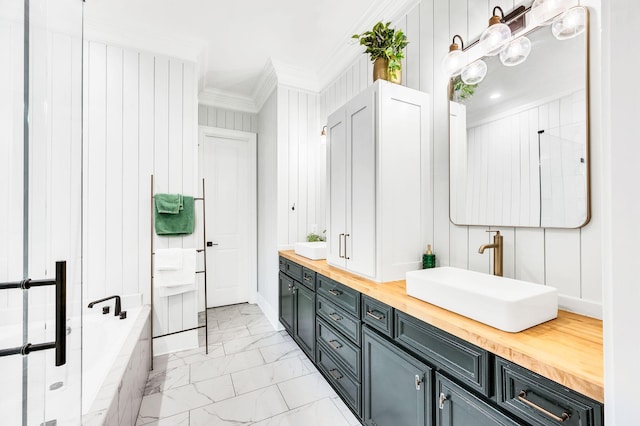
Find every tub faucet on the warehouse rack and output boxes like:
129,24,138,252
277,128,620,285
478,230,503,277
88,295,122,317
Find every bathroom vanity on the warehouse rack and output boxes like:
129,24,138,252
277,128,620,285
279,250,603,426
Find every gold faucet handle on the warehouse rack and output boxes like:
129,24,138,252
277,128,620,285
485,230,501,236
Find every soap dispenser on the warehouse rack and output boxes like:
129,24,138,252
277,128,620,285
422,245,436,269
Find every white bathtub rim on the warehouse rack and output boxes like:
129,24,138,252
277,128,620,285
83,305,150,419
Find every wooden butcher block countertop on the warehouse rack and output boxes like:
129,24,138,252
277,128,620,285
279,250,604,403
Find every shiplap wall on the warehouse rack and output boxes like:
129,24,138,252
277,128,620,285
319,0,602,317
84,41,198,340
276,86,323,247
197,105,258,133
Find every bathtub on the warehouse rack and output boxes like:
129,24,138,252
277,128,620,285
0,304,150,425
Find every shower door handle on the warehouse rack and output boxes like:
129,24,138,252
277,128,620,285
0,261,66,366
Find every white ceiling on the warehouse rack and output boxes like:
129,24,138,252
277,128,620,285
84,0,418,109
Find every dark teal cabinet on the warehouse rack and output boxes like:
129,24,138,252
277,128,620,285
363,326,433,426
293,282,315,360
279,257,316,362
436,373,520,426
278,272,294,333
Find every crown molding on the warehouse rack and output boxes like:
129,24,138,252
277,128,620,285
198,88,259,114
316,0,422,91
252,59,279,112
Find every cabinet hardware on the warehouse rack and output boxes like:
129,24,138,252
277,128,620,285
415,374,423,390
292,286,297,294
328,339,343,350
438,392,448,409
517,391,570,422
366,310,385,321
329,368,343,380
328,288,342,296
304,275,312,281
288,283,293,293
328,312,343,322
345,234,350,259
338,233,345,258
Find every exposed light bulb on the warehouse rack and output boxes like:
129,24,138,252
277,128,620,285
479,12,511,56
442,49,467,77
552,7,587,40
499,36,532,66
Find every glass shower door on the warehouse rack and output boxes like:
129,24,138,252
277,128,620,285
0,0,83,424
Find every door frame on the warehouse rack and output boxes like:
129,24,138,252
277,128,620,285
198,125,258,309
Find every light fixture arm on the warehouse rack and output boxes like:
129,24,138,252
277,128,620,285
451,35,464,51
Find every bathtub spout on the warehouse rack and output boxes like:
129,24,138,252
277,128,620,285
88,295,122,317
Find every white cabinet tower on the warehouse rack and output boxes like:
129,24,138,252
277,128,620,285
326,80,431,282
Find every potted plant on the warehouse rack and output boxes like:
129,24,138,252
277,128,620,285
352,21,408,84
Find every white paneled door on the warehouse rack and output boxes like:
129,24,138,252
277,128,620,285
199,127,257,308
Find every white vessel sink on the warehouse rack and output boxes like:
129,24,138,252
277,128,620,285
294,241,327,260
405,267,558,332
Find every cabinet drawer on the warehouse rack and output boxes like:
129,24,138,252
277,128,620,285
436,372,520,426
317,317,361,380
316,344,361,417
496,358,603,426
300,267,316,291
317,275,360,317
279,256,287,273
361,295,394,338
317,296,361,345
395,311,491,397
281,259,303,282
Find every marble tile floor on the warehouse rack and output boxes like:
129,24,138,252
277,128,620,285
136,303,361,426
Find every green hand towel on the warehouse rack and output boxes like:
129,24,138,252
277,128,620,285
155,195,194,235
154,193,183,214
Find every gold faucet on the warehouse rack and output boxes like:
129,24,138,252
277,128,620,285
478,230,503,276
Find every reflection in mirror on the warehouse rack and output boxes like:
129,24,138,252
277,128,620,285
449,9,589,228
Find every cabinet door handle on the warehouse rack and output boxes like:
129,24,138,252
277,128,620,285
328,312,343,322
344,233,350,260
288,283,293,292
292,286,297,294
366,310,385,321
518,391,570,422
329,368,343,380
438,392,448,409
328,288,342,296
328,339,343,350
338,233,345,258
415,374,423,391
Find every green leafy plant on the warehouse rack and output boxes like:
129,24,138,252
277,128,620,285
352,21,408,80
451,75,478,102
306,232,325,242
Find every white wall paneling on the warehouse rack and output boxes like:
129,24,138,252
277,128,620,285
84,41,198,346
317,0,602,318
198,104,258,133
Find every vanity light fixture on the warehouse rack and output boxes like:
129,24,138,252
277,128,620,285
479,6,512,56
551,6,587,40
442,35,467,77
499,36,532,66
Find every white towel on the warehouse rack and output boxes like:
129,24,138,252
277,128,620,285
155,248,184,271
154,248,197,297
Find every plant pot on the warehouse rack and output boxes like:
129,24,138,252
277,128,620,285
373,58,388,82
373,58,402,84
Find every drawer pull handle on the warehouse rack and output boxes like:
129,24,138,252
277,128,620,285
328,289,342,296
304,275,312,281
438,392,448,409
329,369,343,380
328,312,343,322
518,391,570,422
328,339,343,350
366,310,385,321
